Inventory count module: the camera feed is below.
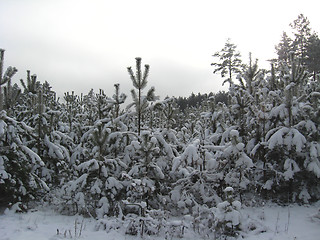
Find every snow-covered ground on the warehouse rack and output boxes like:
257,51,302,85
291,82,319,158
0,203,319,240
241,204,320,240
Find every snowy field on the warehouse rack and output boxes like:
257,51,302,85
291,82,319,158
0,203,319,240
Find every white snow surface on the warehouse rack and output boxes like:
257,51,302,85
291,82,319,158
1,203,320,240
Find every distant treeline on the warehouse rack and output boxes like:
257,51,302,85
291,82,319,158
175,91,228,111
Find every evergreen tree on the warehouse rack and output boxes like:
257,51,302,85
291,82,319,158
0,49,18,111
305,33,320,80
20,70,41,94
290,14,312,62
3,80,21,115
127,57,158,135
275,32,294,63
263,53,318,202
0,110,49,206
110,83,127,120
240,53,262,94
211,39,243,86
215,187,242,238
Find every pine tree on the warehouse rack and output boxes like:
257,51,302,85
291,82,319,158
3,78,21,115
127,57,158,135
238,53,261,94
305,33,320,80
20,70,40,94
18,71,41,122
111,83,127,120
215,187,242,238
263,53,316,202
0,49,18,111
0,110,49,205
63,91,81,133
211,39,243,87
290,14,312,63
275,32,294,63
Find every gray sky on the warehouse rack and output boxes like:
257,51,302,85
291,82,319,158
1,0,319,99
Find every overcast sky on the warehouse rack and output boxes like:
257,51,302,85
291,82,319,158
1,0,319,99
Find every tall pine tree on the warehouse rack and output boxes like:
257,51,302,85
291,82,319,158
211,39,243,87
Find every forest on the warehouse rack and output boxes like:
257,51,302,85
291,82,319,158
0,14,319,239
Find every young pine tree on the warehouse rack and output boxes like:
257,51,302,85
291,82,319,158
127,57,158,135
0,49,18,111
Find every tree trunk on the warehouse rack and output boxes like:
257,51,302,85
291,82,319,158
138,88,141,136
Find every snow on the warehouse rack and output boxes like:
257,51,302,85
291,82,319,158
236,142,244,151
106,176,122,190
230,129,239,138
20,145,45,167
44,135,64,160
150,163,165,179
96,197,109,219
170,189,181,202
154,133,175,158
0,203,320,240
242,204,320,240
299,187,311,204
182,144,199,165
310,142,320,159
268,127,287,149
90,179,102,194
236,153,253,168
284,82,295,91
224,186,234,193
172,157,181,172
77,159,99,172
268,127,306,153
70,173,88,191
0,119,7,136
283,158,300,180
263,180,274,190
0,156,9,181
307,160,320,178
269,104,287,119
310,91,320,98
291,129,306,152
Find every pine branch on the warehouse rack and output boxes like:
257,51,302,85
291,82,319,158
135,57,142,84
127,67,138,89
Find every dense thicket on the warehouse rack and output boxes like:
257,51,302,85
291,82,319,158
0,14,319,238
